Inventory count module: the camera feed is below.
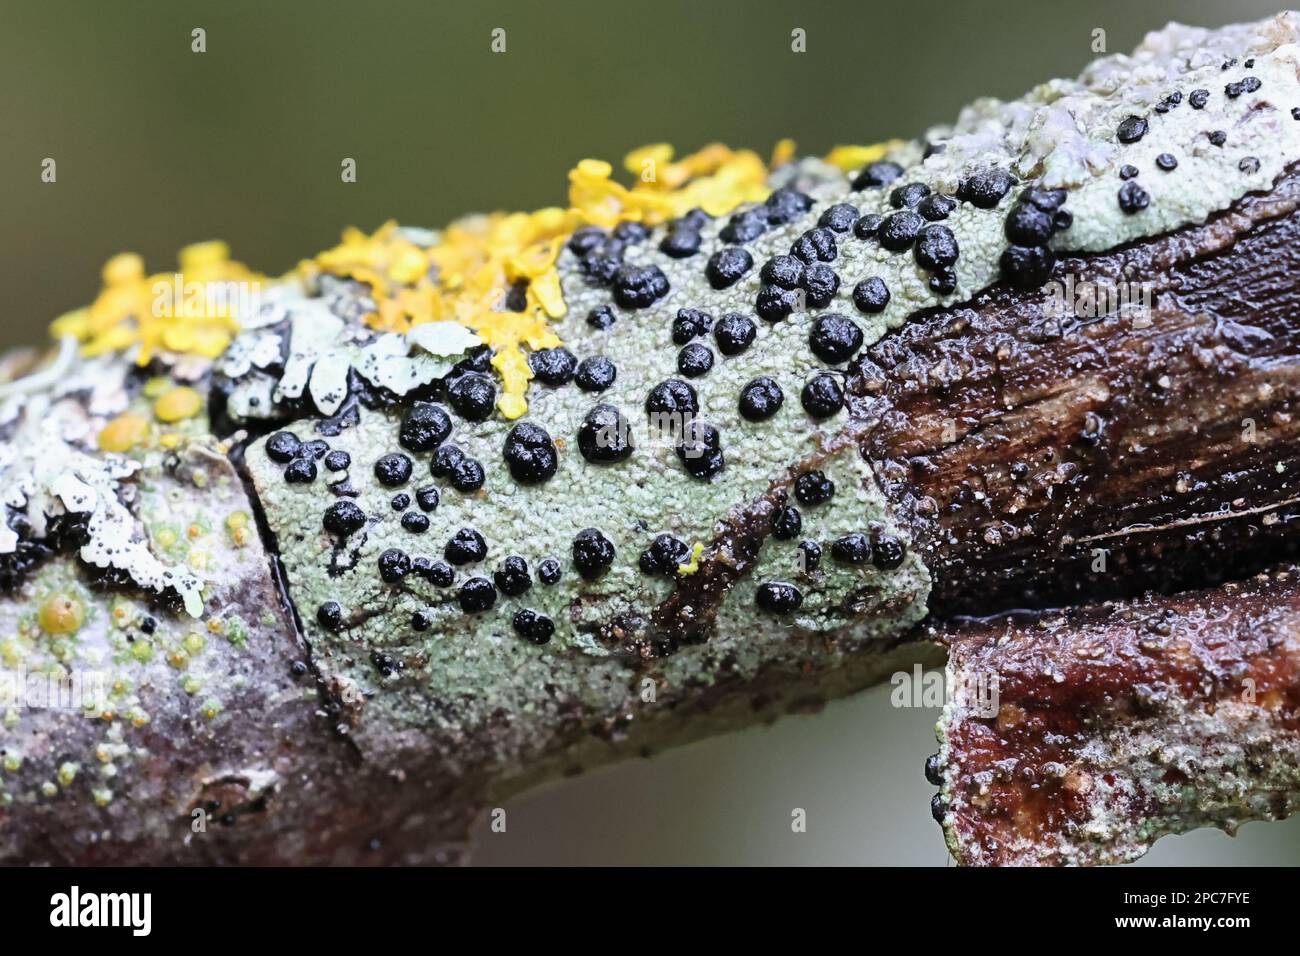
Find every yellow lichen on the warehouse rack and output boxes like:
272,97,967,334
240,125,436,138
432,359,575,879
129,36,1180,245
55,142,791,419
308,143,779,417
142,376,172,399
38,594,84,636
1,638,24,669
225,511,250,547
770,138,798,168
154,386,203,423
677,542,705,576
823,140,907,173
98,412,149,452
51,242,260,364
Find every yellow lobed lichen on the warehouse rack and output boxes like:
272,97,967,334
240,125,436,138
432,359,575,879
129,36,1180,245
49,142,896,419
52,241,259,364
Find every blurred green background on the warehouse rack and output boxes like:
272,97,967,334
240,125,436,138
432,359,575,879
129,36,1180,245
4,0,1298,864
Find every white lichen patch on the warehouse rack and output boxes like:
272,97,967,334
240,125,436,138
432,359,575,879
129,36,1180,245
0,441,300,828
218,286,480,421
0,367,204,616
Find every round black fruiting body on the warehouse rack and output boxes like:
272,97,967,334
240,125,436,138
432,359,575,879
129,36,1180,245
458,577,497,613
444,527,488,565
503,423,559,484
851,161,903,191
756,582,803,614
529,347,578,386
513,608,555,644
587,304,616,330
494,555,531,596
374,453,413,487
677,343,715,378
639,534,690,576
738,377,784,421
809,313,864,364
714,313,756,355
877,211,924,251
378,548,412,583
575,356,617,392
872,531,907,569
676,420,724,479
800,263,840,308
771,505,802,540
448,457,485,493
399,401,452,451
672,308,713,344
755,285,801,322
831,532,871,564
317,601,344,630
572,528,616,580
323,501,367,536
791,228,837,264
266,431,301,463
401,511,429,533
801,373,844,418
447,374,495,422
957,168,1014,208
853,277,890,314
818,203,859,232
578,404,634,463
706,247,754,289
538,558,562,585
761,255,804,290
795,470,835,505
613,264,670,308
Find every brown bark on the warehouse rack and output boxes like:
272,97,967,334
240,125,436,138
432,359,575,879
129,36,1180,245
852,167,1300,615
936,565,1300,866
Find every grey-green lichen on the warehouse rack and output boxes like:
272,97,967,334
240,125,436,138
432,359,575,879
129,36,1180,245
247,262,931,768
